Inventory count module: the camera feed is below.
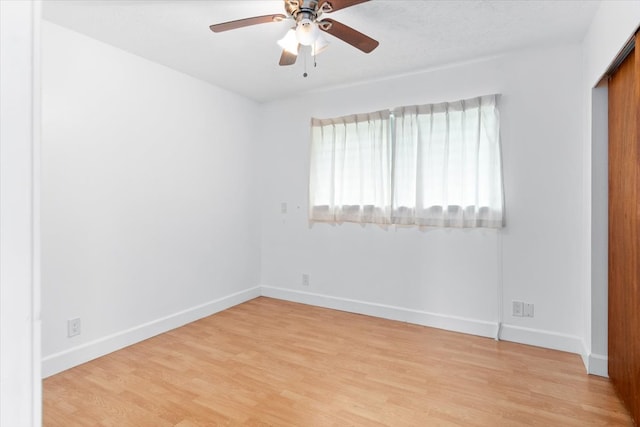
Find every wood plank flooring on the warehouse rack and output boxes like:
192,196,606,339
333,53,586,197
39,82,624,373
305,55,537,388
43,297,633,426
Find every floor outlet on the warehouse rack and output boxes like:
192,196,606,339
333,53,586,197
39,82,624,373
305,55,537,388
68,318,81,337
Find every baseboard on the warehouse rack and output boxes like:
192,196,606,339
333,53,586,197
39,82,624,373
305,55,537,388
498,324,584,355
42,286,261,378
43,285,596,378
588,352,608,377
260,286,499,339
578,340,608,377
581,341,590,373
262,286,593,362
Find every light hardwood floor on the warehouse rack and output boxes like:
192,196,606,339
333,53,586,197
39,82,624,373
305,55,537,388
44,297,633,426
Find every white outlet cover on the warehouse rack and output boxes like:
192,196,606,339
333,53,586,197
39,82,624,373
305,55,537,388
524,303,534,317
67,318,81,337
512,301,523,317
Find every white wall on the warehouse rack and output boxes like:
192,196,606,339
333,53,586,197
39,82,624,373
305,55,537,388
258,45,586,354
584,1,640,87
38,1,640,383
582,1,640,376
41,22,261,376
0,1,41,425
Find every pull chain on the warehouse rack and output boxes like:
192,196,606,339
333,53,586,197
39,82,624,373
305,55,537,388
302,47,318,78
303,48,308,77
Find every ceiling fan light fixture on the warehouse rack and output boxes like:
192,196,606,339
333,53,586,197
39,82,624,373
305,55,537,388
277,28,299,55
295,18,319,46
311,33,329,56
209,0,379,68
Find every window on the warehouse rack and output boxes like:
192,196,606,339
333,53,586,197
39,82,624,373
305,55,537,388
309,95,504,228
309,111,391,224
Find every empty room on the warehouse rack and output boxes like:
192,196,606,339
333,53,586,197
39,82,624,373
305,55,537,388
1,0,640,425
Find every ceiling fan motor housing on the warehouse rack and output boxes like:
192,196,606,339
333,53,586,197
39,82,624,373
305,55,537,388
285,0,321,22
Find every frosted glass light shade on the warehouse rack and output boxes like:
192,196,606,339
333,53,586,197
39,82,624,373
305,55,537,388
295,18,319,46
277,29,299,55
311,33,329,56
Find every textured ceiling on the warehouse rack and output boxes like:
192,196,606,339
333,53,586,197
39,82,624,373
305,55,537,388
42,0,601,102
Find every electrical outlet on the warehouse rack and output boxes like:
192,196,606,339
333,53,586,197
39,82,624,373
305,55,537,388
280,202,287,214
302,274,309,287
68,318,81,337
524,303,534,317
512,301,523,317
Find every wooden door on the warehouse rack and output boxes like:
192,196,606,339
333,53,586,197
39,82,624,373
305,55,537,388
608,32,640,424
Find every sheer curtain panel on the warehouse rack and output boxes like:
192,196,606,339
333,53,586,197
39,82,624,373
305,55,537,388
392,95,504,228
309,111,392,224
309,95,504,228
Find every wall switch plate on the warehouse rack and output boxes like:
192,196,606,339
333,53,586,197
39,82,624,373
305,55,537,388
512,301,524,317
68,318,81,337
524,303,534,317
302,274,309,287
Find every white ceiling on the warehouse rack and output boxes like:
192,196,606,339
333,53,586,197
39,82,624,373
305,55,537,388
42,0,601,103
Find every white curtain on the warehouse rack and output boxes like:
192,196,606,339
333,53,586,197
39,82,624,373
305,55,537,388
392,95,504,228
309,110,392,224
309,95,504,228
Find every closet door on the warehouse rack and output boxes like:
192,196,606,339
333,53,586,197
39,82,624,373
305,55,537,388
608,32,639,424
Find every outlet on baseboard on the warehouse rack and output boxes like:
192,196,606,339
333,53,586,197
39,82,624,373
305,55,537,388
302,274,309,287
68,318,81,337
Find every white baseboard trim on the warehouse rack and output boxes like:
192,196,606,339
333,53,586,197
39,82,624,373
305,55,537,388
588,353,608,377
498,324,584,355
262,286,591,362
580,341,590,373
42,286,261,378
43,285,598,378
260,286,499,339
578,340,608,377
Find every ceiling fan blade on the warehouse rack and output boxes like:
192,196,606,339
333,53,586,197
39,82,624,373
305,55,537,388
279,48,299,66
319,0,370,13
319,18,378,53
209,14,287,33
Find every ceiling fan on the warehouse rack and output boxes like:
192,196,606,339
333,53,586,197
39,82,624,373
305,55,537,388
209,0,379,66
